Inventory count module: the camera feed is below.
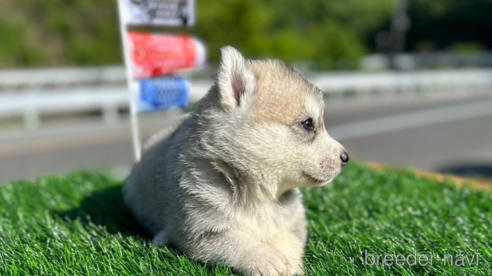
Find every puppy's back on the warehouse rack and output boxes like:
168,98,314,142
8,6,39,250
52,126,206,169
123,113,192,235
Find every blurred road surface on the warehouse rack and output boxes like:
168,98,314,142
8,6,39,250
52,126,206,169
326,93,492,176
1,93,492,184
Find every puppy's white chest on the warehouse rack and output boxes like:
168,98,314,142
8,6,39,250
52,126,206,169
234,205,293,241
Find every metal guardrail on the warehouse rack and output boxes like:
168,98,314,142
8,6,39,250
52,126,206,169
0,66,126,90
360,52,492,71
1,67,491,129
0,81,211,129
311,69,492,94
0,86,127,129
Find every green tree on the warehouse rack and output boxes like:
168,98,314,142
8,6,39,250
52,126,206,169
0,0,394,69
407,0,492,52
194,0,393,69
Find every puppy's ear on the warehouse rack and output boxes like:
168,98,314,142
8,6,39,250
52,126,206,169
216,46,256,110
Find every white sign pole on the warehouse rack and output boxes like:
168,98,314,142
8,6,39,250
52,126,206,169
117,0,142,161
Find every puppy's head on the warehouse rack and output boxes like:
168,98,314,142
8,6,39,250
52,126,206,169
212,46,348,193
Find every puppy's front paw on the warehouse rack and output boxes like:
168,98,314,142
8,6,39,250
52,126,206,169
244,246,291,276
286,263,304,275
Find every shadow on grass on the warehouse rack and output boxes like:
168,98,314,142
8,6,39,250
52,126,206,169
436,162,492,181
54,185,152,240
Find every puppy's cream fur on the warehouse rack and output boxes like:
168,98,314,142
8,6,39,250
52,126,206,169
123,47,347,275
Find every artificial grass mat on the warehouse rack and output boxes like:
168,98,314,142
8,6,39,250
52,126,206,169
0,162,490,275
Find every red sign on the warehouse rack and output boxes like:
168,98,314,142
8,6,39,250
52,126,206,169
128,32,205,79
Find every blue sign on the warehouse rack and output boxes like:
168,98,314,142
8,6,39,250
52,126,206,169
138,77,189,112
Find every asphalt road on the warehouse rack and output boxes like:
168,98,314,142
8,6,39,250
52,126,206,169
1,92,491,184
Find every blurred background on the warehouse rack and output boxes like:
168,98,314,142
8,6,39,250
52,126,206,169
1,0,491,184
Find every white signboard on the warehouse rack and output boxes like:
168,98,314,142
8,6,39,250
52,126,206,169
120,0,195,26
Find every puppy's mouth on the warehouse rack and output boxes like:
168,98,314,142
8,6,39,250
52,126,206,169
302,172,329,184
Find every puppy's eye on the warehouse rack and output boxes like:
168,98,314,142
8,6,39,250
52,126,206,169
301,118,315,131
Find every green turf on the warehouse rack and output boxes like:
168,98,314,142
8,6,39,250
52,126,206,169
0,162,491,275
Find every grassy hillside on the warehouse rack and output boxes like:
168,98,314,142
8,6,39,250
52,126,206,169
0,0,122,68
0,162,490,275
0,0,393,69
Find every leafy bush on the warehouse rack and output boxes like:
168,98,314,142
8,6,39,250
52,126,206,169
0,0,394,69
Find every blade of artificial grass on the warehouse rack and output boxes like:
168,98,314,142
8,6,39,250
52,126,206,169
0,162,490,275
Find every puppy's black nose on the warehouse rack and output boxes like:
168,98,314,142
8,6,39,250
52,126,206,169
340,151,349,167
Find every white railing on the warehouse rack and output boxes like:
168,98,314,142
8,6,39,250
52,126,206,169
0,81,211,129
0,66,126,89
311,69,492,95
1,67,491,129
0,86,127,129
